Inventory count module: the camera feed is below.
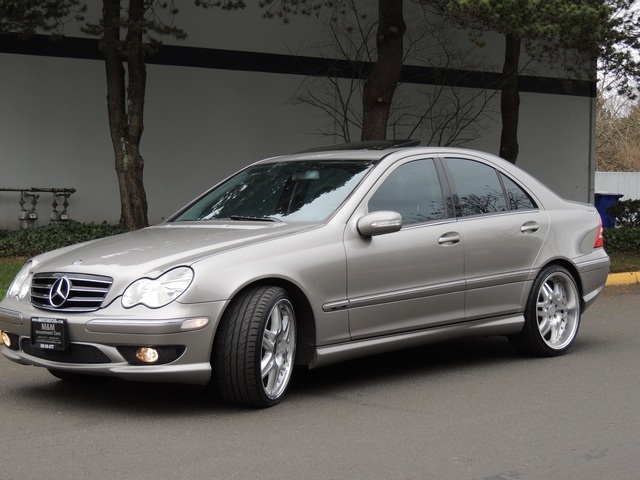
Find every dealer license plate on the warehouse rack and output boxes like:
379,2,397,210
31,317,68,351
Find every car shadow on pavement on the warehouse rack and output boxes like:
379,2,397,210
10,334,596,412
287,335,522,397
12,373,230,415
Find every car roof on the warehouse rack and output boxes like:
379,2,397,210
256,142,507,166
298,139,422,152
253,142,566,209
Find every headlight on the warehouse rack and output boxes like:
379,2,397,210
122,267,194,309
7,261,32,300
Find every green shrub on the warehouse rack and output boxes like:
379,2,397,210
603,226,640,252
0,221,126,258
606,199,640,227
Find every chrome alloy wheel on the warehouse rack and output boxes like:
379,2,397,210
535,271,579,350
261,298,296,400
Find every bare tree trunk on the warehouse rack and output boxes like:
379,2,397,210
361,0,405,141
499,33,521,164
102,0,148,230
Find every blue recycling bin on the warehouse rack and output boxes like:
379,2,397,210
594,193,624,228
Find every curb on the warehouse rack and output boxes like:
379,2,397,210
606,272,640,286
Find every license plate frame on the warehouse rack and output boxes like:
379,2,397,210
31,317,69,351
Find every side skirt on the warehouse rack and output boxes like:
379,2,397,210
310,315,524,369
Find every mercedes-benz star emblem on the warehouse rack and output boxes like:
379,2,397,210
49,277,72,308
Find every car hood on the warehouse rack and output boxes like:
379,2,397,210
31,221,320,278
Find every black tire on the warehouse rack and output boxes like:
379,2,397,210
213,286,297,408
47,369,103,382
509,265,581,357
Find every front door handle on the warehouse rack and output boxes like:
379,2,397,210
521,221,539,234
438,232,462,246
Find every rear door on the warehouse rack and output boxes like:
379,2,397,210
442,156,549,320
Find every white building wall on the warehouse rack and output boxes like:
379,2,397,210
0,3,596,229
516,93,596,201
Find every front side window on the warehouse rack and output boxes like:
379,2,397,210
172,160,376,223
368,159,445,225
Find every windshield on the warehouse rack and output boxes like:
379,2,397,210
172,160,376,222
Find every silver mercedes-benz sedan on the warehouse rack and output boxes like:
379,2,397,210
0,144,610,407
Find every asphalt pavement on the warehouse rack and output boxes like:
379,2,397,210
0,284,639,480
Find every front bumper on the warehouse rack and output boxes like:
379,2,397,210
0,298,227,385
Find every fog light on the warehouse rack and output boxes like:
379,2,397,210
135,347,159,364
1,330,10,348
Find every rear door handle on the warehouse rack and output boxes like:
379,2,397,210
521,221,539,234
438,232,462,246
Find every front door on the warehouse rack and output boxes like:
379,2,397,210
344,158,466,340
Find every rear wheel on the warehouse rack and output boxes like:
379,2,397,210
510,265,581,356
213,286,297,408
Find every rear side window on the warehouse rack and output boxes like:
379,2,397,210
500,173,537,210
445,158,507,216
444,158,537,217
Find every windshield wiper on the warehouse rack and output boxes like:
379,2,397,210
229,215,282,223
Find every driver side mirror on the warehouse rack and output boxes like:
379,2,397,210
357,211,403,237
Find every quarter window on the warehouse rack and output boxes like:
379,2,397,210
368,159,445,225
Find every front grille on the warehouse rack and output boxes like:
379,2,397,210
21,339,112,364
31,273,113,312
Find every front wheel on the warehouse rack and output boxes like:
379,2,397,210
213,286,297,408
510,265,581,357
